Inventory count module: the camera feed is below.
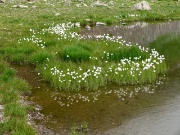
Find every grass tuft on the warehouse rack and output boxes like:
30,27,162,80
60,45,91,62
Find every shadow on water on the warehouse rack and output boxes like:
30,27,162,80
12,21,180,135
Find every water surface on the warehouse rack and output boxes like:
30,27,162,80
81,21,180,46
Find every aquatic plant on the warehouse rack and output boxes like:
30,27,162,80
69,121,89,135
20,22,167,91
0,59,35,135
28,51,54,64
60,45,91,62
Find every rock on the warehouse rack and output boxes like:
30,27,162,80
96,22,106,26
91,0,110,9
28,2,33,4
76,4,81,7
0,105,4,110
19,4,28,8
85,18,91,22
32,5,37,9
12,4,28,9
132,1,151,10
83,3,88,7
0,0,5,3
12,5,18,8
75,22,81,27
55,13,60,16
85,25,91,30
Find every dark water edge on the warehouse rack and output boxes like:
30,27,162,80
11,21,180,135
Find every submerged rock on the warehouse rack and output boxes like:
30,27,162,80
85,25,91,30
132,1,151,10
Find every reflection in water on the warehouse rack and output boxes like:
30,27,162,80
13,21,180,135
81,21,180,46
105,70,180,135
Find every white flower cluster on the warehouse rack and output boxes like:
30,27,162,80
18,29,45,49
45,22,80,40
49,65,103,85
142,49,165,71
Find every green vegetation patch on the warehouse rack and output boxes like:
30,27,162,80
60,44,91,62
30,22,167,91
104,45,149,61
0,59,36,135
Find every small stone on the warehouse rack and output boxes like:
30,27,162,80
76,4,81,7
19,4,29,9
12,5,18,8
132,1,151,10
91,0,110,9
75,22,81,27
96,22,106,26
12,4,29,8
0,105,4,110
85,18,91,22
28,2,33,4
83,3,88,7
55,13,60,16
85,25,91,30
32,6,37,9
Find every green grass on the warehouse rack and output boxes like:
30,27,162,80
60,45,91,62
104,45,149,61
28,51,54,64
0,59,36,135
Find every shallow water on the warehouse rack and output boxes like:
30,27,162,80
105,70,180,135
13,21,180,135
81,21,180,46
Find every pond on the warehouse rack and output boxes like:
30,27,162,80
13,21,180,135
